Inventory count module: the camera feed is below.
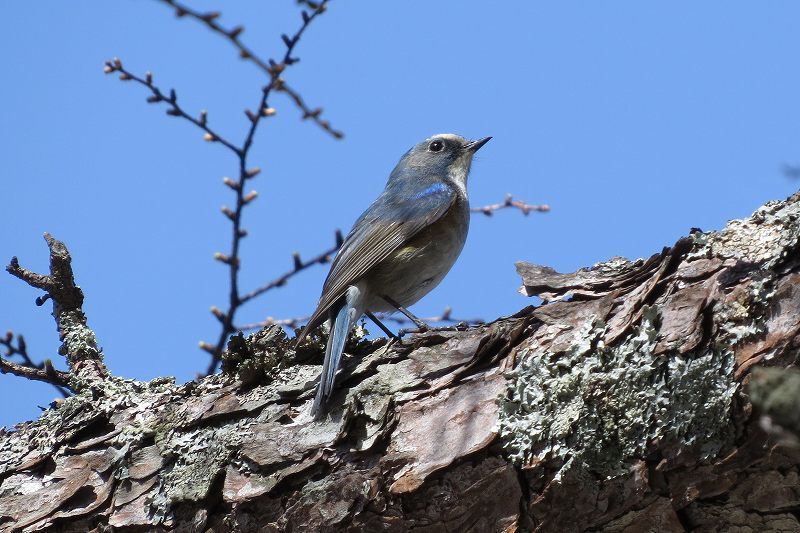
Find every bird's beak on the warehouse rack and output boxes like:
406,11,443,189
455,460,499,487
464,136,492,153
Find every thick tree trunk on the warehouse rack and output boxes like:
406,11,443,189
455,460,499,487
1,192,799,532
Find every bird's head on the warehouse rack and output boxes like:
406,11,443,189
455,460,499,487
393,133,491,192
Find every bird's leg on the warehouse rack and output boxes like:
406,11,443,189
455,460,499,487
364,311,399,340
381,295,429,332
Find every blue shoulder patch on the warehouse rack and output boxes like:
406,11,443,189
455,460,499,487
410,181,451,201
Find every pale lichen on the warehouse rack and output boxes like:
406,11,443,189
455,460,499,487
498,308,737,477
499,192,800,478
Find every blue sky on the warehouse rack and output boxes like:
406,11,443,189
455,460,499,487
2,2,798,427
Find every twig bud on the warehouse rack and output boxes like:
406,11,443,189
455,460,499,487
221,206,235,220
119,73,132,81
292,252,303,271
198,341,215,354
238,229,248,238
229,26,244,38
166,108,181,116
204,132,217,142
244,109,256,122
147,94,163,103
245,167,261,178
214,252,231,264
103,65,114,74
261,107,277,117
210,306,226,321
145,71,153,85
223,176,239,189
243,191,258,204
199,110,208,126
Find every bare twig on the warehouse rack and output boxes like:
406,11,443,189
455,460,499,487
378,306,485,326
783,164,800,180
471,194,550,216
239,229,343,306
0,356,71,392
158,0,343,139
103,59,240,155
106,2,333,375
0,331,71,396
235,306,484,333
6,233,108,387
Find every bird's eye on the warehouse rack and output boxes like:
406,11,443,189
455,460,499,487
428,140,445,152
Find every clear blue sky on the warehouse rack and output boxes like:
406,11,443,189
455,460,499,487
2,2,798,427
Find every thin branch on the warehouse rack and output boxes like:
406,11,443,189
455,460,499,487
103,59,241,155
0,355,71,392
239,229,343,305
105,3,333,375
204,1,331,374
471,194,550,216
782,163,800,180
6,233,108,387
378,307,485,327
158,0,343,139
0,331,71,396
235,306,484,333
279,81,344,139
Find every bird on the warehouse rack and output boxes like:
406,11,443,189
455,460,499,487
296,133,491,417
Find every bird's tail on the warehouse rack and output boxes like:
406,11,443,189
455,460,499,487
311,293,356,418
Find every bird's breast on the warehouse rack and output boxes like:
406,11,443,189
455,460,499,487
363,200,469,310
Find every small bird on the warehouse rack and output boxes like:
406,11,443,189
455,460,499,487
296,133,491,417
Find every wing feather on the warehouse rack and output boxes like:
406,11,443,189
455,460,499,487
296,181,455,343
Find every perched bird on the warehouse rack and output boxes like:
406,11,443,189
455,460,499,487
296,133,491,417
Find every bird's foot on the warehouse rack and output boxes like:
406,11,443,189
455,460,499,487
381,295,431,333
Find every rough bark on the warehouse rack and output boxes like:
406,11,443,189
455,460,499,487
1,192,799,532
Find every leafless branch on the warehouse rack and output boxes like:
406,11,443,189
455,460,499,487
378,306,485,326
0,331,71,396
103,59,241,154
105,2,333,375
158,0,343,139
239,229,343,306
783,163,800,180
471,194,550,216
235,306,484,333
5,233,108,388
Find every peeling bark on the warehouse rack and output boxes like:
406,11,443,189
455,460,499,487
1,193,800,532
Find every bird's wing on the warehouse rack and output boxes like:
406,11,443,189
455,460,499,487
297,181,456,344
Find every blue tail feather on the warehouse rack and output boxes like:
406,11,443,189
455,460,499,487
311,296,353,417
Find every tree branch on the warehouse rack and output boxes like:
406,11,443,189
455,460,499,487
103,60,241,155
234,305,485,332
158,0,343,138
471,194,550,216
5,233,108,388
105,2,334,376
0,331,71,396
